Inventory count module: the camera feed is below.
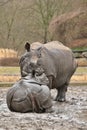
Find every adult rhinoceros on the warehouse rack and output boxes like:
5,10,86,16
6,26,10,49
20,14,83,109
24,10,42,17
19,41,77,102
6,73,52,113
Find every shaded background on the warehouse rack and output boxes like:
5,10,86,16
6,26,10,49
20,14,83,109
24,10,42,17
0,0,87,54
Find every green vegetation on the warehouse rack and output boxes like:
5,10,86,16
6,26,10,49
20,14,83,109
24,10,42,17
0,66,87,75
72,47,87,52
0,66,86,87
0,67,20,75
75,67,87,74
0,82,14,87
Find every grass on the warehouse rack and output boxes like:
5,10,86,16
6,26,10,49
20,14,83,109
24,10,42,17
72,47,87,52
75,67,87,74
0,66,86,87
0,66,87,75
0,82,14,87
0,66,20,75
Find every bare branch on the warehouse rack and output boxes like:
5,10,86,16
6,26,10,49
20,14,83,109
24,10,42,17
0,0,13,6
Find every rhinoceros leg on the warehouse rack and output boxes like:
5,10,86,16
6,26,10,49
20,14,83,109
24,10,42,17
48,76,54,89
55,84,68,102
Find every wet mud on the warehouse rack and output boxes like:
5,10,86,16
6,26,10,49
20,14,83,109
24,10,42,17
0,85,87,130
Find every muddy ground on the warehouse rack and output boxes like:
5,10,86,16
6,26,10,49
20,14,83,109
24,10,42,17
0,85,87,130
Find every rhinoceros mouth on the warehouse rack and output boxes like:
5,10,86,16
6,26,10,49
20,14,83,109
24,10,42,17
28,81,43,85
22,72,49,86
23,77,49,86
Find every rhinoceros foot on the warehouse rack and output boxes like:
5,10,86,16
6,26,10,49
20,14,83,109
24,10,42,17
55,91,66,102
55,95,66,102
55,85,67,102
45,106,55,113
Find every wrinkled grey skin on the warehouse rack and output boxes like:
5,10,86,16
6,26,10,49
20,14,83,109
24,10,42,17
19,41,78,102
6,74,52,113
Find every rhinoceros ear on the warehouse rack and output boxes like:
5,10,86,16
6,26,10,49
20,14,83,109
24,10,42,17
25,42,30,52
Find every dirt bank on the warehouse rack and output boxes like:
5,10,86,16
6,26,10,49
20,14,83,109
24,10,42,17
0,86,87,130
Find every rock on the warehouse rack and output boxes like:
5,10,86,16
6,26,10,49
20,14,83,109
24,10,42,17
73,52,83,58
82,52,87,58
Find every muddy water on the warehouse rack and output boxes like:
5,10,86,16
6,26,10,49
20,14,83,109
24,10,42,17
0,86,87,130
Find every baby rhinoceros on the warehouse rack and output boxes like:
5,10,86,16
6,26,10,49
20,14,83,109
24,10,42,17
19,41,78,102
6,74,53,113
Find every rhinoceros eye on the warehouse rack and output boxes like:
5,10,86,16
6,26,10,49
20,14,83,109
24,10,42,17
36,50,41,58
37,59,42,66
37,47,42,58
38,53,41,58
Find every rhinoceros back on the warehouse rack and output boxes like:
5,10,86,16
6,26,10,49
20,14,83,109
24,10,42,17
6,79,52,113
6,81,33,112
39,41,76,87
44,41,70,51
31,42,43,50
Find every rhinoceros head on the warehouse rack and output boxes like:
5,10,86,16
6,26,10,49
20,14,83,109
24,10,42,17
19,42,44,77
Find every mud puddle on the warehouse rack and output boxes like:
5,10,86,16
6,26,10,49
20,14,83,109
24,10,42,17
0,86,87,130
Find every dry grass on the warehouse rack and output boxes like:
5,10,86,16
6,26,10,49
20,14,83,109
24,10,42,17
0,66,87,83
0,74,87,83
0,48,18,58
0,75,20,82
76,58,87,67
0,66,20,82
0,48,19,66
71,74,87,83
